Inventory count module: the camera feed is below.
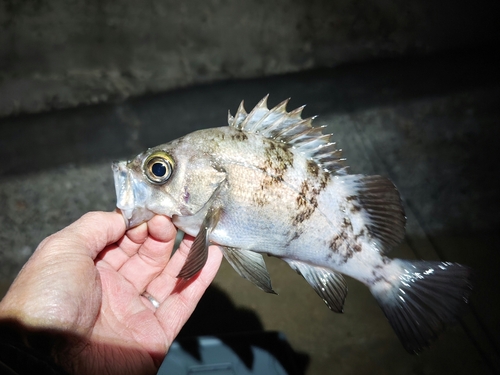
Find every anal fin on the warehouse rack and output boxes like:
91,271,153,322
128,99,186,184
221,247,276,294
286,260,348,313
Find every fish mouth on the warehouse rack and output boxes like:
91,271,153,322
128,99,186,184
112,161,155,228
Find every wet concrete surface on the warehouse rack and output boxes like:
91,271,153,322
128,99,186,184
1,48,499,374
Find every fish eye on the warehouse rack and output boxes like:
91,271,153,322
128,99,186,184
143,151,175,184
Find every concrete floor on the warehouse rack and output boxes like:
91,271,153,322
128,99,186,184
1,48,499,374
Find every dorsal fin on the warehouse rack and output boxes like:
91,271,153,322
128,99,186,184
228,95,346,174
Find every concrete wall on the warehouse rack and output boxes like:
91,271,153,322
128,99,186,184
0,0,498,117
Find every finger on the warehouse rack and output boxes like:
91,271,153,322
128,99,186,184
154,244,223,340
117,222,150,256
142,234,222,309
117,215,178,292
96,215,174,272
39,211,126,260
141,234,197,301
96,222,149,270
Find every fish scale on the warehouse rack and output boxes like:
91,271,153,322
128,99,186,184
112,96,473,354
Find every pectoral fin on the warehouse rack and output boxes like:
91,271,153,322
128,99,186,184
286,260,348,313
177,206,222,279
221,247,276,294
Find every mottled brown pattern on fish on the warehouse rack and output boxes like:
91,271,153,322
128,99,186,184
250,140,293,207
328,216,363,263
343,217,352,227
329,231,350,254
295,193,307,208
230,131,248,142
290,230,302,241
261,141,294,177
256,140,294,192
370,271,390,285
252,174,285,207
307,160,320,177
295,181,310,208
345,194,363,214
292,180,318,225
318,170,329,191
373,257,392,269
370,259,393,285
350,203,362,213
252,189,269,207
292,205,317,226
354,228,366,241
291,169,330,226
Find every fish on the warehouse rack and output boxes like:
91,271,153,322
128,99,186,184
112,95,472,353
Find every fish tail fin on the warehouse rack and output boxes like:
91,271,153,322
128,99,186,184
369,259,473,353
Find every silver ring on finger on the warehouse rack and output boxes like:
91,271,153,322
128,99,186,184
141,291,160,309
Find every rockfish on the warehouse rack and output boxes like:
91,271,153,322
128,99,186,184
112,95,472,353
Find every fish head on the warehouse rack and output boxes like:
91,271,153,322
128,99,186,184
112,137,226,228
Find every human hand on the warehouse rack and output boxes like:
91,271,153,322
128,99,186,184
0,211,223,375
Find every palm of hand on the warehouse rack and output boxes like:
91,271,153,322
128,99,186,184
0,213,222,375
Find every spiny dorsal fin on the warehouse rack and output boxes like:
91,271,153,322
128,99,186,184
228,95,346,174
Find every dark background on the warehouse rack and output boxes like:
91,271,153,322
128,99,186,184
1,1,499,374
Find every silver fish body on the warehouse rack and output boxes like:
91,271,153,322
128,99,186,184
112,96,472,353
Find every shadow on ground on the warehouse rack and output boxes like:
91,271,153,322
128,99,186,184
176,285,310,374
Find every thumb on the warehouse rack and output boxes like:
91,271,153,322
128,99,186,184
39,211,127,260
